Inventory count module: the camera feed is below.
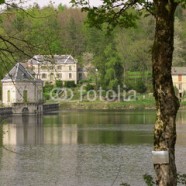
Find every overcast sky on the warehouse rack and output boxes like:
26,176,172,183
20,0,102,8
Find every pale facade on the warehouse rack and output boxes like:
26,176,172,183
172,67,186,97
2,81,43,106
1,63,43,114
27,55,78,84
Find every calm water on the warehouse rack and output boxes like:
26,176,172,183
0,110,186,186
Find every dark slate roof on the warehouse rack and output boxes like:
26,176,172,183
28,55,77,65
172,67,186,75
2,63,34,82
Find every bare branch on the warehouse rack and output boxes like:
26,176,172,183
0,35,33,58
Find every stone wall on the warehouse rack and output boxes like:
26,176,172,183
43,104,59,113
0,103,58,115
12,103,43,114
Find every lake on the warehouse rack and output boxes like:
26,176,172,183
0,110,186,186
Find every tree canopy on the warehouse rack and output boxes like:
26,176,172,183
0,2,186,92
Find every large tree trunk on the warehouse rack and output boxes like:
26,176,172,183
152,0,180,185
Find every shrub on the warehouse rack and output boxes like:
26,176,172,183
126,79,147,93
64,81,76,88
85,83,95,91
44,82,54,92
135,79,147,93
43,82,54,101
55,80,63,88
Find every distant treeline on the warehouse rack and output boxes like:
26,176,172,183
0,4,186,93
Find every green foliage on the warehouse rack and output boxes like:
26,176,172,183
43,82,54,100
64,81,76,88
135,79,147,93
0,3,186,98
173,17,185,66
55,80,63,88
72,0,139,31
94,43,124,91
78,79,93,85
115,14,154,72
125,71,150,93
0,0,5,4
58,4,65,12
0,82,2,101
85,83,94,91
44,82,54,91
142,173,186,186
126,80,147,93
143,174,155,186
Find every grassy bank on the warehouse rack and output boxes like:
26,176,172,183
59,99,156,110
58,97,186,111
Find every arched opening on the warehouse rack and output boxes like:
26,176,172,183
22,107,29,115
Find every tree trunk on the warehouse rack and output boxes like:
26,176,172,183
152,1,179,185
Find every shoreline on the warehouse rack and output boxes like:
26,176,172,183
59,100,186,111
59,100,156,110
1,100,186,115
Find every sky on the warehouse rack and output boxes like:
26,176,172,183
16,0,102,8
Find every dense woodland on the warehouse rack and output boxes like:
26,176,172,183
0,4,186,93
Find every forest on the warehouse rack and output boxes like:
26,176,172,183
0,3,186,93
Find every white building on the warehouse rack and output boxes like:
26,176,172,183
27,55,79,85
172,67,186,98
1,63,43,114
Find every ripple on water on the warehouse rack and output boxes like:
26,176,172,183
0,144,157,186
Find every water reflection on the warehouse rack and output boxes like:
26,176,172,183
0,110,186,186
1,111,156,146
2,115,78,145
3,115,43,145
1,110,186,146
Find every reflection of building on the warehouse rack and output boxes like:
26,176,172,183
172,67,186,98
1,115,79,186
1,63,43,114
27,55,79,84
3,116,44,145
3,115,77,145
44,124,78,144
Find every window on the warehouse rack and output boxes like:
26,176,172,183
179,83,182,90
7,90,10,102
23,90,28,103
57,73,62,79
57,65,62,70
69,66,72,71
69,73,72,79
41,65,47,70
49,66,54,70
50,73,54,81
42,73,47,79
